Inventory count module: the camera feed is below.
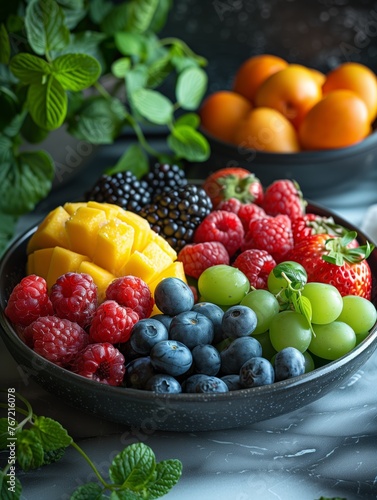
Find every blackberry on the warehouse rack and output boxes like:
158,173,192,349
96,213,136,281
85,171,151,212
142,163,188,197
139,184,212,252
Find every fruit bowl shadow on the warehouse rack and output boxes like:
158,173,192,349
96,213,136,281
186,127,377,198
1,204,377,432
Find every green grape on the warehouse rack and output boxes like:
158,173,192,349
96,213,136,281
309,321,356,360
197,265,250,306
269,310,312,352
355,330,370,345
252,330,277,360
267,261,307,295
303,351,315,373
336,295,377,334
301,282,343,324
241,289,280,334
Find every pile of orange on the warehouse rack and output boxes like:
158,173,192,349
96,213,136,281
199,54,377,153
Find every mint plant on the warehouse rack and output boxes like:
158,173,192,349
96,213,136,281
0,391,182,499
0,0,209,254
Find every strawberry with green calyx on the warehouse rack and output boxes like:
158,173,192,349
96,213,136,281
286,231,374,300
203,167,264,209
291,213,351,244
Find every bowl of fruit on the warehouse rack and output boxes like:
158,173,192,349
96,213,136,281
1,165,377,432
186,54,377,197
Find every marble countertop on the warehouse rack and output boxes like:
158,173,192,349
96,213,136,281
2,138,377,499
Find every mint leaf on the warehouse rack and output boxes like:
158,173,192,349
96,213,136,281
0,24,10,65
176,66,207,110
20,113,49,144
57,0,87,30
89,0,113,24
111,58,131,79
131,88,173,125
110,491,144,499
114,32,145,58
126,0,160,34
146,459,183,498
125,66,148,102
175,112,200,129
106,144,149,178
272,262,307,290
16,429,45,471
167,124,210,161
69,481,105,499
100,3,131,35
33,416,72,451
52,53,101,91
0,471,22,500
109,442,156,489
146,52,173,88
0,87,19,133
10,53,51,85
25,0,70,56
148,0,172,33
27,75,67,130
52,31,107,71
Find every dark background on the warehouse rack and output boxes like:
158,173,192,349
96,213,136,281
160,0,377,95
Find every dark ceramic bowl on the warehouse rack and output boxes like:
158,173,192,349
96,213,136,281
186,128,377,198
1,204,377,432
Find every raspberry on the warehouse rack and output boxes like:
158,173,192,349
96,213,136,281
106,276,154,319
262,179,306,220
5,275,53,327
242,214,294,263
178,241,230,279
217,197,242,214
24,316,89,366
193,210,244,257
89,300,139,344
237,203,267,231
233,249,277,289
50,272,98,328
73,342,125,386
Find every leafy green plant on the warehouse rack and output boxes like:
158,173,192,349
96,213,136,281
0,391,183,498
0,0,209,254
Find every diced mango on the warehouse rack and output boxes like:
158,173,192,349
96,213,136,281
86,201,121,220
93,219,134,275
117,210,151,252
141,241,173,282
150,232,177,261
65,206,107,258
63,202,87,216
120,251,156,283
30,248,54,278
26,253,35,275
148,261,187,315
27,206,70,254
46,247,90,289
78,260,115,303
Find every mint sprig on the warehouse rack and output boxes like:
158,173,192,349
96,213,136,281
0,391,182,499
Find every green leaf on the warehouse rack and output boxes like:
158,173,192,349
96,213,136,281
175,112,200,129
57,0,87,30
100,3,130,35
0,471,22,500
33,416,72,451
126,0,160,34
0,150,54,216
52,31,107,71
167,124,210,161
110,491,143,500
296,295,312,325
0,212,18,257
0,135,13,163
0,418,11,450
146,52,173,88
272,262,307,290
70,482,105,499
106,144,149,178
27,75,67,130
109,442,156,489
16,429,45,471
146,459,183,497
124,65,148,102
111,57,131,79
20,113,49,144
148,0,173,33
131,88,173,125
176,66,207,110
0,24,10,64
114,32,145,58
10,53,51,85
52,53,101,91
25,0,70,56
89,0,113,24
0,87,19,133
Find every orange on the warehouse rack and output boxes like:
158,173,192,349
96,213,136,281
254,64,322,129
233,107,300,153
322,62,377,123
232,54,288,104
199,90,252,144
298,89,370,150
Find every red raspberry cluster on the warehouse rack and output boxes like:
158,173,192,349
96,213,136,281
5,273,154,386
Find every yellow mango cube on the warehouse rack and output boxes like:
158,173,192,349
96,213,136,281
26,253,35,275
117,210,151,252
63,202,87,216
148,261,187,315
141,241,173,282
46,247,90,289
93,219,134,275
86,201,121,220
150,232,177,261
65,206,107,258
27,206,70,254
78,260,115,303
30,248,54,279
120,251,156,284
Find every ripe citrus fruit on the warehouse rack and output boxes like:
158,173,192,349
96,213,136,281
322,62,377,123
233,107,300,153
254,64,322,129
199,90,252,144
232,54,288,104
298,89,370,150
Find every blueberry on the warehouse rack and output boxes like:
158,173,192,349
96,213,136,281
154,277,194,316
221,374,242,391
151,313,173,330
220,336,262,375
169,311,214,349
239,357,275,388
194,375,229,394
222,305,258,339
124,357,155,389
181,374,206,393
130,318,168,355
150,340,192,377
274,347,306,381
191,302,224,343
192,344,221,376
145,374,182,394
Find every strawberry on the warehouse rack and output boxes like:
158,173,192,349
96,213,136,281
178,241,230,279
285,231,374,299
262,179,306,220
291,213,348,244
233,249,276,289
194,210,244,257
242,214,294,263
203,167,264,209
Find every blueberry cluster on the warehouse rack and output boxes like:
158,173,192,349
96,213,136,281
121,278,306,394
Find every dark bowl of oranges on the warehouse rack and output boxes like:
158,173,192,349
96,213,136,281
186,55,377,196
